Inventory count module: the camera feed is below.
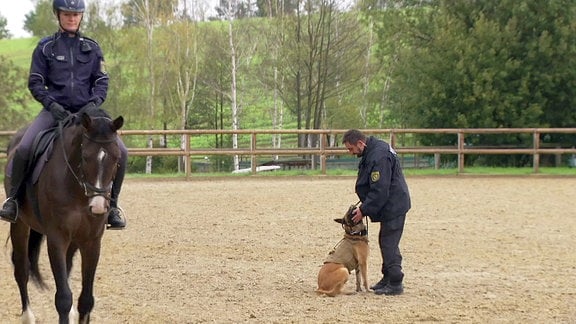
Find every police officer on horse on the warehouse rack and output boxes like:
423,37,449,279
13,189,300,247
0,0,127,229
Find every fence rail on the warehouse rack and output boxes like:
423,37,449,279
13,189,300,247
1,128,576,176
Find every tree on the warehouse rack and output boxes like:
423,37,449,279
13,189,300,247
156,0,202,172
223,0,242,170
0,13,11,39
364,0,576,166
24,0,58,37
275,0,366,149
121,0,178,27
254,0,299,17
0,56,33,130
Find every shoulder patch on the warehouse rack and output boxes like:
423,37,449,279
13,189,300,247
100,60,107,74
371,171,380,182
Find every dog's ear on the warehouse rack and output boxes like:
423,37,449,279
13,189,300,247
334,218,345,224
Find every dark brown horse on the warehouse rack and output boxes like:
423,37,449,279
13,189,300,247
4,108,123,323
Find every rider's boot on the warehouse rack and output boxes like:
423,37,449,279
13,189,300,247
107,181,126,230
0,153,29,223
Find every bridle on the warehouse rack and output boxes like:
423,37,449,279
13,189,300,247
59,117,118,200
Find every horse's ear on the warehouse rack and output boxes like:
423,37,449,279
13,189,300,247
113,116,124,131
334,218,345,224
81,112,92,129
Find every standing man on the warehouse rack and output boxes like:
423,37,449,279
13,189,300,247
0,0,127,229
343,129,411,295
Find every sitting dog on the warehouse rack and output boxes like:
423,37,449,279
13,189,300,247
316,205,369,297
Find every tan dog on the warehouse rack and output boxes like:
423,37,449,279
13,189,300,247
316,210,369,297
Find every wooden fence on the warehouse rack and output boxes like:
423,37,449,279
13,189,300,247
1,128,575,177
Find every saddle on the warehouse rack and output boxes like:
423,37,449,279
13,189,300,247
29,127,59,184
29,118,74,184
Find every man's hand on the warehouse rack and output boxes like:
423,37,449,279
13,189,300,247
49,102,69,121
352,207,364,224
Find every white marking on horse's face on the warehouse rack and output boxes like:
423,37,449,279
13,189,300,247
88,148,109,215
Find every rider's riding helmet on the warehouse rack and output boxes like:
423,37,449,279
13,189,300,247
53,0,86,14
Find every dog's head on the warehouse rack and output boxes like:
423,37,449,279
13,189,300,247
334,206,367,236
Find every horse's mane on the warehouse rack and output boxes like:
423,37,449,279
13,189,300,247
71,106,118,142
73,106,112,125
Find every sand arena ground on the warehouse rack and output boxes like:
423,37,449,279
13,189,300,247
0,176,575,323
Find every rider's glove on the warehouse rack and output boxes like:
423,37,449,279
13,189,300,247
80,102,97,112
48,102,69,121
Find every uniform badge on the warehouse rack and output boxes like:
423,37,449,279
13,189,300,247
100,60,107,74
371,171,380,182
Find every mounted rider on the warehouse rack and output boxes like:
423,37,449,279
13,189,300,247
0,0,127,229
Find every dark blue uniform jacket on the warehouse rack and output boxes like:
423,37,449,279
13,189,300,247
28,31,109,112
356,137,411,225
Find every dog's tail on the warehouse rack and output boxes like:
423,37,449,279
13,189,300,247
315,288,340,297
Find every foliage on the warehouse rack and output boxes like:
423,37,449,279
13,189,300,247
24,0,58,37
3,0,576,170
0,13,11,39
368,0,576,131
0,54,35,130
361,0,576,168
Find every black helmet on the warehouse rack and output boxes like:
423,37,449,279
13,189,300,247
53,0,86,13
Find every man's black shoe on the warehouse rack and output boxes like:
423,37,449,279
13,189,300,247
370,277,389,291
107,207,126,230
374,283,403,296
0,198,18,223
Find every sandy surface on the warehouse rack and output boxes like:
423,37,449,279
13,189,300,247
0,176,575,323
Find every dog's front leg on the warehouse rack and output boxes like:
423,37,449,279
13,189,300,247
359,263,369,291
355,268,362,292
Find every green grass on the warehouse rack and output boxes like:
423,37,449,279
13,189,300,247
2,167,575,183
123,167,576,178
0,37,38,68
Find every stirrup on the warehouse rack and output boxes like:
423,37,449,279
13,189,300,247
112,206,126,219
107,206,127,230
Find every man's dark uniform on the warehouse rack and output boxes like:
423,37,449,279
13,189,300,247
355,136,411,287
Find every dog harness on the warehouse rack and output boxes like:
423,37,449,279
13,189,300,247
324,238,366,273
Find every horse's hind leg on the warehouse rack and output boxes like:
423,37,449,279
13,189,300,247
10,223,35,322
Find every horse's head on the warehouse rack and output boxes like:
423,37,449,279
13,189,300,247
77,108,124,216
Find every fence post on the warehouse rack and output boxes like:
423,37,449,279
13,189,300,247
533,131,540,173
434,153,440,170
458,131,464,173
185,133,191,179
320,132,327,175
251,132,257,174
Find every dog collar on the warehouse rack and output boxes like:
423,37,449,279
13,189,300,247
349,229,368,237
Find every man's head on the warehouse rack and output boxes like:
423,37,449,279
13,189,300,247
53,0,85,34
343,129,367,157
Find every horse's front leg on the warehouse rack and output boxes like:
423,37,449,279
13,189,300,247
77,239,103,323
47,236,73,324
10,222,35,323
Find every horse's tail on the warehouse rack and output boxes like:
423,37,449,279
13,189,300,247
27,229,48,290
